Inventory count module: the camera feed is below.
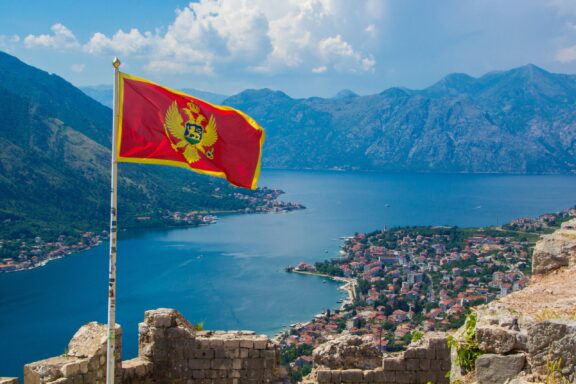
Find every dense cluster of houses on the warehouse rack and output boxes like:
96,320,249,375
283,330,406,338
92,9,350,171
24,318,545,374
505,207,576,232
283,225,537,354
232,190,305,213
0,231,106,272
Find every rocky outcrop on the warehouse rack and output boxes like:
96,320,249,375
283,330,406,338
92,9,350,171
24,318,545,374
527,320,576,379
312,334,382,370
455,221,576,384
532,219,576,274
475,354,526,384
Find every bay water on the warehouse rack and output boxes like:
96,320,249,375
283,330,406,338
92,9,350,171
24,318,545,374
1,170,576,377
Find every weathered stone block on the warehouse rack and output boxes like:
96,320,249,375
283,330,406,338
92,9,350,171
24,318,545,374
191,370,205,379
341,369,363,383
188,359,209,370
440,359,451,371
317,369,332,383
223,339,240,349
330,370,341,383
406,358,420,371
247,349,260,358
239,339,254,349
405,347,427,359
79,361,88,375
527,320,576,377
152,313,173,328
382,357,405,371
475,353,526,384
396,371,416,384
428,335,448,350
246,359,264,370
416,371,436,384
373,369,396,383
419,358,430,371
476,326,517,354
209,339,224,348
214,348,227,358
253,338,268,350
84,371,95,384
62,362,80,377
211,359,232,370
313,333,382,370
194,349,215,359
247,369,264,380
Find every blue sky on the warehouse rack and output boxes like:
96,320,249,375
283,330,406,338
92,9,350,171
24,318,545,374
2,0,576,97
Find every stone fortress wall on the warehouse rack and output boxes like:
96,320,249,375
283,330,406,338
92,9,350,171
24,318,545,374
313,333,450,384
19,308,285,384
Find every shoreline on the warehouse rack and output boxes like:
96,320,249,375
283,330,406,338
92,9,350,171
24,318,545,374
289,270,356,310
0,204,305,274
272,269,357,342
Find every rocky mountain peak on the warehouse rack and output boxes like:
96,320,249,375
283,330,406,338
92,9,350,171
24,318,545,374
333,89,359,99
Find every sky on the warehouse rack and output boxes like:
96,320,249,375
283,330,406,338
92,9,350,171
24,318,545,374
2,0,576,98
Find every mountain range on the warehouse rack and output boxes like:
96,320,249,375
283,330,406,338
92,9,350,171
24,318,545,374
225,65,576,173
85,64,576,174
0,51,267,241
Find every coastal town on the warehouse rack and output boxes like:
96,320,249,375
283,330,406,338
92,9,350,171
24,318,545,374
280,207,576,379
0,187,303,273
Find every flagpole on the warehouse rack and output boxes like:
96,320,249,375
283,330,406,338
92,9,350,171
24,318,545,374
106,57,121,384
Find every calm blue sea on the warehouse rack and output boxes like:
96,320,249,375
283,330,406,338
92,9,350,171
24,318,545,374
1,170,576,377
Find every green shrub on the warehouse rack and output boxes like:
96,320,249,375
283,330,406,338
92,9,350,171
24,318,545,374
446,312,482,373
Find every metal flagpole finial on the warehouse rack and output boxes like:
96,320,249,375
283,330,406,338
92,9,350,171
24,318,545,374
112,57,121,69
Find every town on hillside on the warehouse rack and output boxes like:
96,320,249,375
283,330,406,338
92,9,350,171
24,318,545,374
279,207,576,381
0,188,303,273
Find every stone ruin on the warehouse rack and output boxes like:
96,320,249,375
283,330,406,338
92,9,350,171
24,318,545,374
17,308,285,384
312,333,450,384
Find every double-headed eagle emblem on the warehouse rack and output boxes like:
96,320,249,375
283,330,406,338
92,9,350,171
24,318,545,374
164,101,218,164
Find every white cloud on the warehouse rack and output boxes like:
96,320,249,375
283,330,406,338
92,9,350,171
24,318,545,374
79,0,381,76
317,35,376,73
365,24,377,37
556,44,576,62
84,29,156,55
71,63,85,73
0,34,20,51
24,23,79,50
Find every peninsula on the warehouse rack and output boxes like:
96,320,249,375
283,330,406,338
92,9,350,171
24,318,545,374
280,206,575,380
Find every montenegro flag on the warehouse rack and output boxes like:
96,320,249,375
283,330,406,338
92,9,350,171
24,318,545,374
116,72,265,189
